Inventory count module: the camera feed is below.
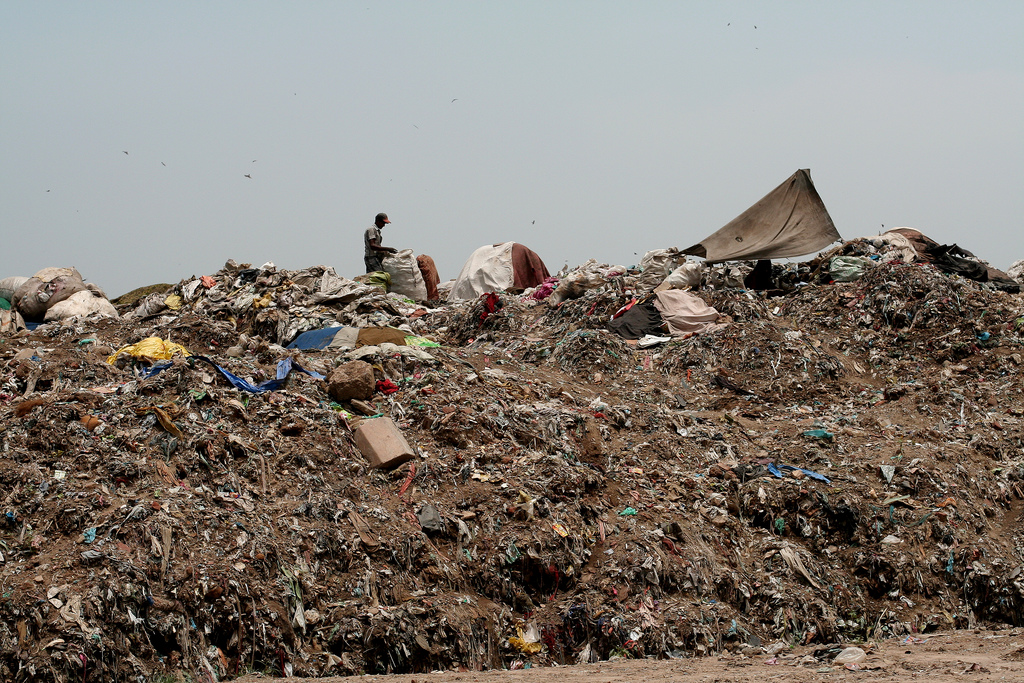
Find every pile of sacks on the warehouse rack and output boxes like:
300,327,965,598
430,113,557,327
0,267,117,329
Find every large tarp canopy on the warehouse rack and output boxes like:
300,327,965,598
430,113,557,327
683,169,841,263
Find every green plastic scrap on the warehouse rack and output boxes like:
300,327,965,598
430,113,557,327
505,541,521,564
619,507,638,516
365,271,392,291
802,429,834,441
405,335,440,347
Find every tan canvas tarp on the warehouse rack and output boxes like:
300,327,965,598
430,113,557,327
652,289,726,337
683,169,840,262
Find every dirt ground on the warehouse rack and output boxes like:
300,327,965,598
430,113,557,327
237,629,1024,683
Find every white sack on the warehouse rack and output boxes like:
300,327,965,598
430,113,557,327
638,248,683,289
0,276,28,302
43,290,119,322
662,262,705,289
382,249,429,302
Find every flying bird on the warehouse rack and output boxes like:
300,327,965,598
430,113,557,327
244,174,252,179
531,220,535,224
451,98,458,102
123,151,129,155
161,162,166,166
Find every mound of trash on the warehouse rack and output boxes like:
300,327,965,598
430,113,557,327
2,246,1024,682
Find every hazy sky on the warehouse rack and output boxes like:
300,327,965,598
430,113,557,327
3,2,1023,298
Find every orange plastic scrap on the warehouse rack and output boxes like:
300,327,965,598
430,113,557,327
135,405,185,440
200,275,217,288
935,497,957,508
397,463,417,496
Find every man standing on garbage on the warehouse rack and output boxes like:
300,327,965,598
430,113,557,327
364,212,398,273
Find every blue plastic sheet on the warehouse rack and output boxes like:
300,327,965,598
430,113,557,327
287,327,343,350
143,355,324,394
768,462,831,484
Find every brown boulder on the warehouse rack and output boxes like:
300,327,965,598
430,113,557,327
326,361,375,401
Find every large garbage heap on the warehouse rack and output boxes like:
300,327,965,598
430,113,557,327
3,253,1024,682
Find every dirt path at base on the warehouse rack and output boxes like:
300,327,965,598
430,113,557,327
236,629,1024,683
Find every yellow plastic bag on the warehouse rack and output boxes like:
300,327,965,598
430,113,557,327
107,337,191,364
508,626,543,654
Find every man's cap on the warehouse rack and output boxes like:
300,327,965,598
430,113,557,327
376,212,391,224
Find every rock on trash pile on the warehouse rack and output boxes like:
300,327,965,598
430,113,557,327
3,250,1024,681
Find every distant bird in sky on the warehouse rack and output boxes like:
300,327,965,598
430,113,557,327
244,174,252,179
252,160,257,163
161,162,166,166
451,98,458,102
46,189,50,192
531,220,535,224
123,151,129,155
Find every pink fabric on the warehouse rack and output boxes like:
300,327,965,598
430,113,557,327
529,277,559,300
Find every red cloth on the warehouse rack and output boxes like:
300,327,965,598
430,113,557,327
375,379,399,395
479,292,501,326
510,243,550,289
416,254,440,300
